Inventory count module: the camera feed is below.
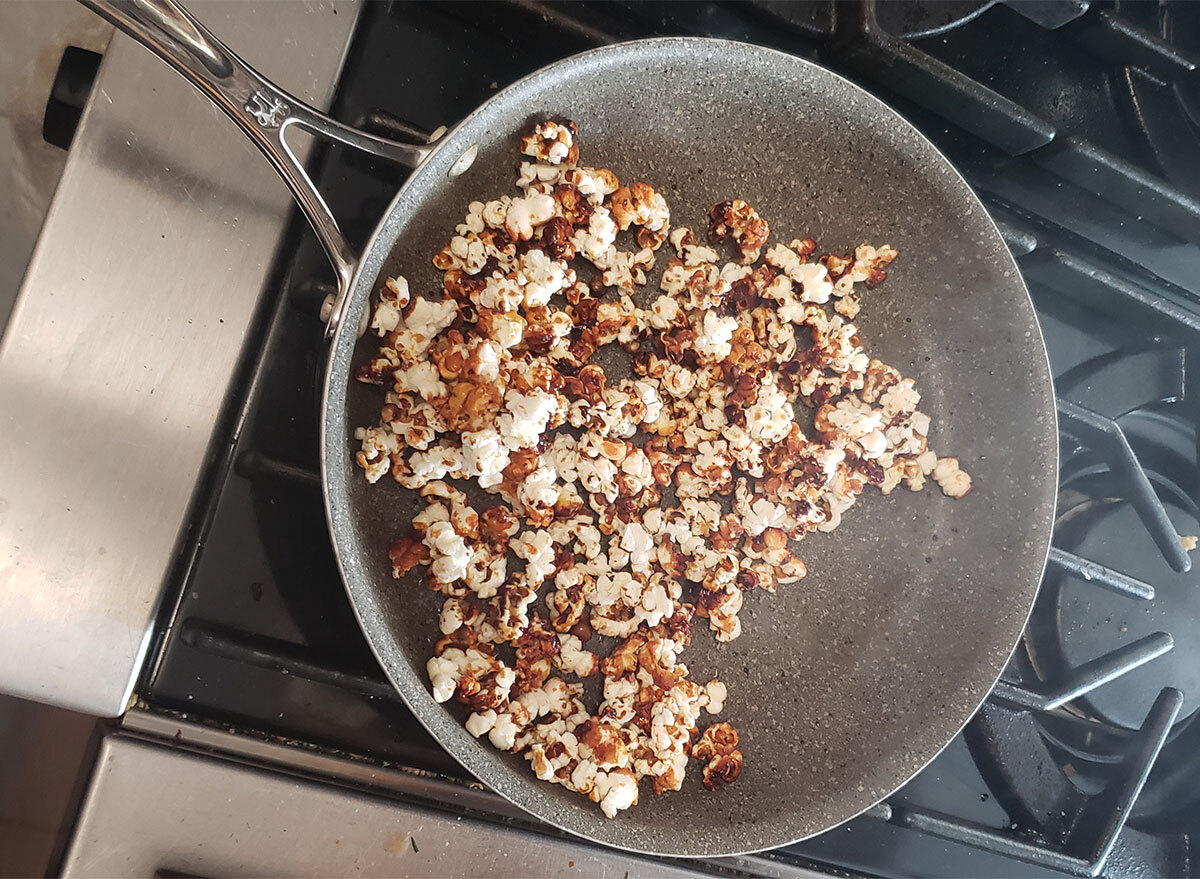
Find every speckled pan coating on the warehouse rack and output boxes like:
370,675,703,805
320,38,1057,856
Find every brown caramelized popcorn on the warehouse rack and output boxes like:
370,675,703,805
350,118,970,820
694,721,744,791
709,199,770,264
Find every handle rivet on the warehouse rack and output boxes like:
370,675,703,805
449,144,478,178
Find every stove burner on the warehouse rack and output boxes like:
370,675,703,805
967,347,1200,839
873,0,993,38
1112,1,1200,200
1160,3,1200,136
1046,463,1200,731
1030,349,1200,745
747,0,996,39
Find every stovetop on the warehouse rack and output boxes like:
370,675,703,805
138,2,1200,876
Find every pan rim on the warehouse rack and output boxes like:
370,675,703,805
320,35,1058,857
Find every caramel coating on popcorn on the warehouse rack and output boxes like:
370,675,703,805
354,119,969,818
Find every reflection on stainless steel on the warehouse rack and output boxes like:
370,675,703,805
120,708,537,821
0,0,359,717
61,736,682,878
83,0,433,344
72,718,834,879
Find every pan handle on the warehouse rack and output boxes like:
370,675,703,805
80,0,442,340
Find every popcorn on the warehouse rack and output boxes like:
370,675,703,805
464,550,506,599
478,313,523,353
521,120,578,166
595,769,639,818
516,463,558,512
556,633,599,677
398,441,463,489
460,428,510,489
441,234,487,273
693,722,743,790
619,521,655,574
489,710,524,750
426,647,513,709
500,390,561,450
572,207,618,263
646,294,681,329
423,521,472,585
705,679,728,714
519,249,573,306
709,199,769,264
353,425,398,483
478,273,524,311
742,497,790,537
370,275,410,335
399,296,459,358
352,118,969,819
513,529,557,585
609,182,669,235
516,162,562,193
933,456,973,498
661,364,696,399
565,166,619,205
766,242,831,306
693,311,738,363
505,193,556,242
397,361,446,402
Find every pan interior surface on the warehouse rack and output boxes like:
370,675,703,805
323,38,1057,856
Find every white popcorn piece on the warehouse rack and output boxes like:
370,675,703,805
619,521,655,573
566,166,618,204
489,711,523,750
556,634,599,677
460,428,510,489
693,311,738,363
505,192,556,241
595,770,639,818
423,521,472,585
572,207,618,264
520,249,573,306
478,273,524,312
705,679,728,714
466,709,498,737
513,529,557,585
933,456,973,498
500,390,561,450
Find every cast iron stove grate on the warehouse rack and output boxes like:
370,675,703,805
140,3,1200,876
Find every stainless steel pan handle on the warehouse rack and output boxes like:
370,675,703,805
81,0,441,339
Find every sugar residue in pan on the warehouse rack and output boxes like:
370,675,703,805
351,120,972,818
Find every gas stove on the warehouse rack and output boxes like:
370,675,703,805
46,1,1200,876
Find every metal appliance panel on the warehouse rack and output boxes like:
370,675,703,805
63,734,821,878
0,0,357,716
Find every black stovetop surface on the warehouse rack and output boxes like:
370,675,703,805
142,2,1200,876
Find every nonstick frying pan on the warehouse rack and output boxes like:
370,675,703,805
86,0,1058,857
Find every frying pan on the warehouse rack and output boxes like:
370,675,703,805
86,0,1058,857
